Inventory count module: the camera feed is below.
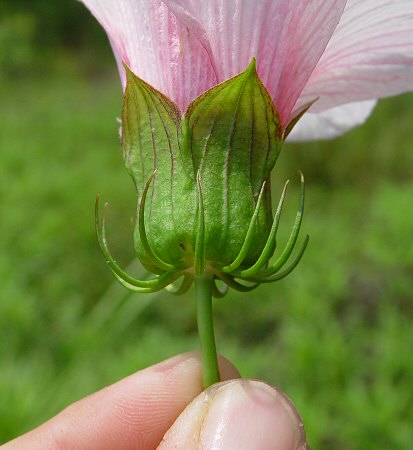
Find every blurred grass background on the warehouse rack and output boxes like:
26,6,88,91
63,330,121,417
1,2,413,449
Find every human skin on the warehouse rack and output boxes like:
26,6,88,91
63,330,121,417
2,352,307,450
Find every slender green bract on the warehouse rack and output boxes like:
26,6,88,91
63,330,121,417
96,59,309,388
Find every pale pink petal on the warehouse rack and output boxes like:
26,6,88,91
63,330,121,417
162,0,347,126
80,0,216,110
297,0,413,113
287,100,377,142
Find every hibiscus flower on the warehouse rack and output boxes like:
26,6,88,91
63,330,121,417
80,0,413,139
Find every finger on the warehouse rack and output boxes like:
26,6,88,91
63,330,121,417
3,352,239,450
158,379,308,450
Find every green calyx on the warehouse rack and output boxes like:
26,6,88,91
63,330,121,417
95,59,309,296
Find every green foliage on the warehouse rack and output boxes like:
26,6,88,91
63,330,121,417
1,0,112,78
2,0,108,53
1,53,412,450
0,13,37,73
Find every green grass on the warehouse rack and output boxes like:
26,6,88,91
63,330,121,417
1,54,413,449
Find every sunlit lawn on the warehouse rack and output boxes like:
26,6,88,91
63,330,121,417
1,54,412,449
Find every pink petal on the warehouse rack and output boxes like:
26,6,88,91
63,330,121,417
80,0,217,111
163,0,347,126
297,0,413,114
288,100,377,141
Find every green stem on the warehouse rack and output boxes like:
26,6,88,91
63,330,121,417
195,275,220,388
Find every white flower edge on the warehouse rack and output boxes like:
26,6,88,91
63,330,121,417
287,100,377,142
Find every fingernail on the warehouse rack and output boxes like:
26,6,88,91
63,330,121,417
159,379,307,450
200,380,306,450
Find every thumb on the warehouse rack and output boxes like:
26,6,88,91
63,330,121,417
158,379,309,450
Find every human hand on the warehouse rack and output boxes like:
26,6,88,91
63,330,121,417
2,352,308,449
